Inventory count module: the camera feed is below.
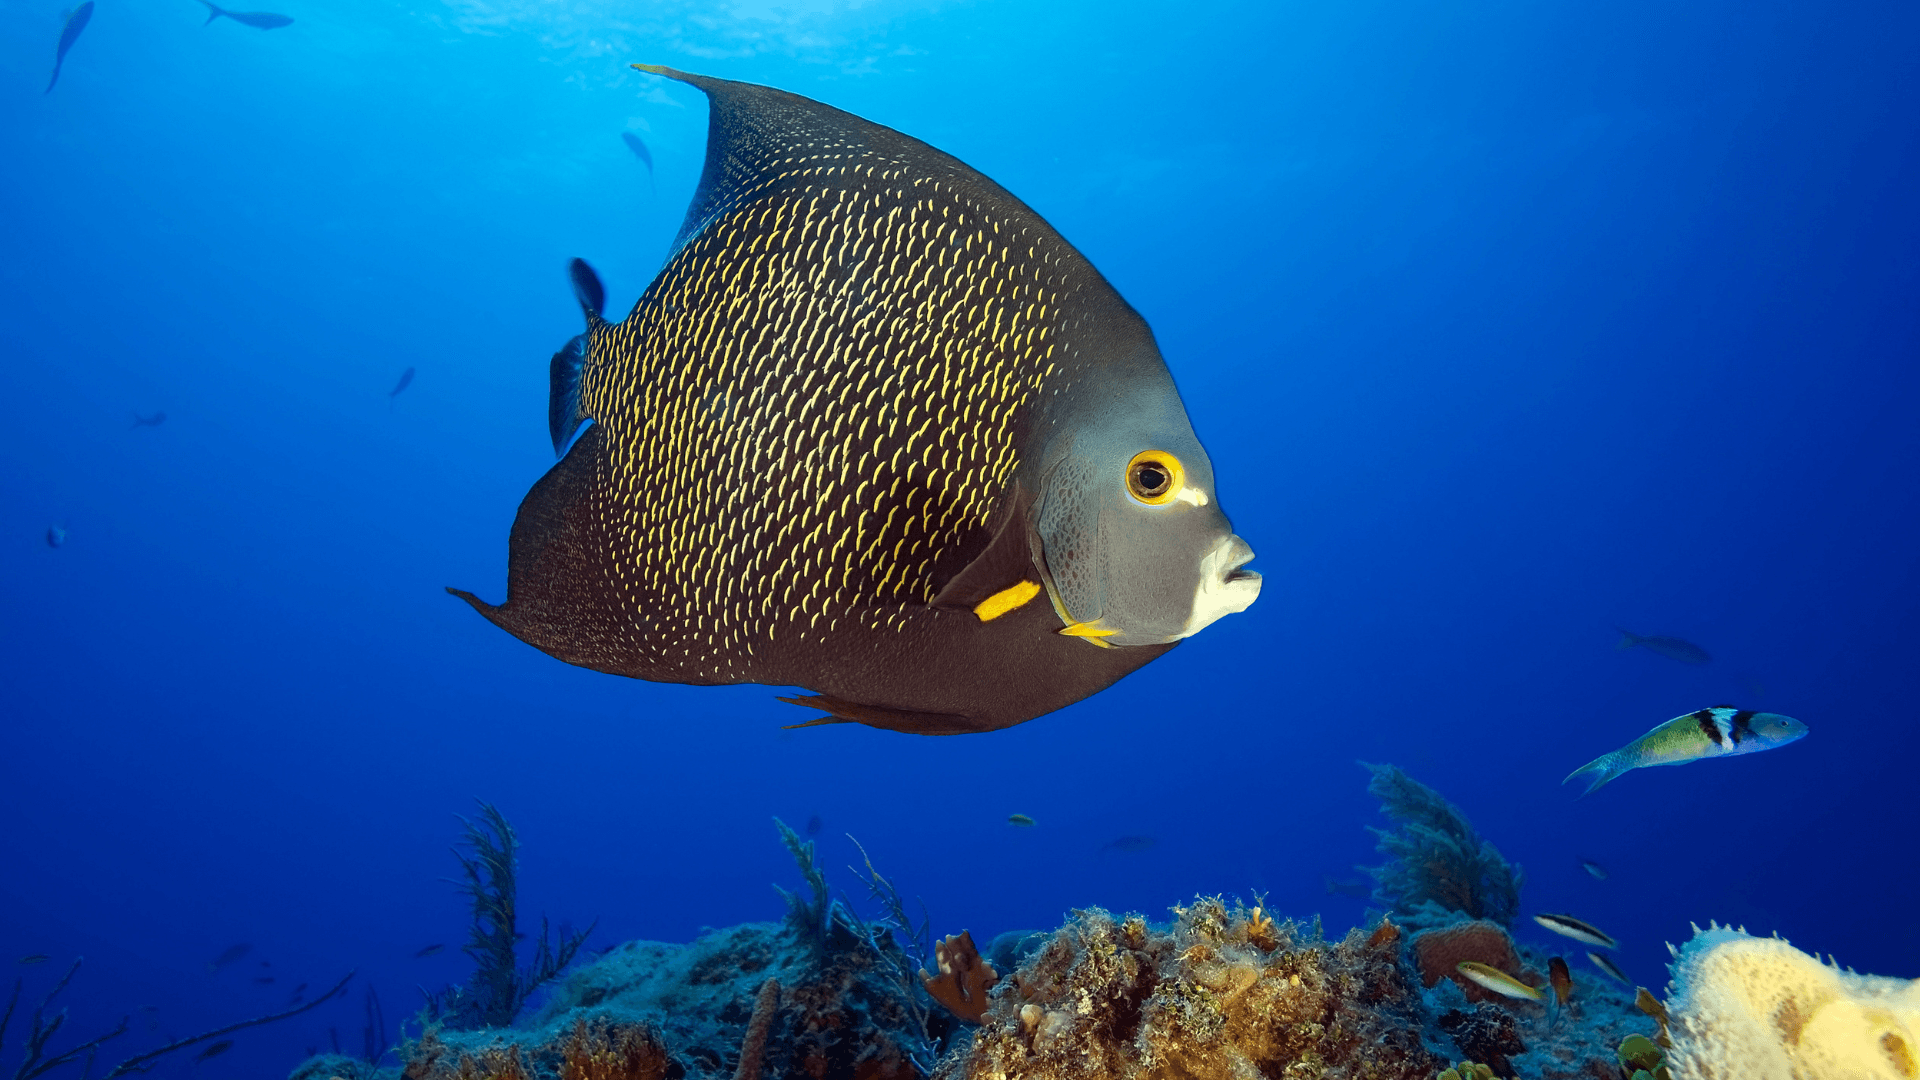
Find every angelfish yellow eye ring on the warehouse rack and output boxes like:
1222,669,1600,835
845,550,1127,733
1125,450,1184,505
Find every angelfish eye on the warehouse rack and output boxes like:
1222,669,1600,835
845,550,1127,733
1125,450,1184,505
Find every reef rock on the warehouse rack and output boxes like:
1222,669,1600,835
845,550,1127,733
1665,923,1920,1080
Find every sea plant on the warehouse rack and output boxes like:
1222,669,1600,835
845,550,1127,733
429,801,595,1030
1360,762,1524,927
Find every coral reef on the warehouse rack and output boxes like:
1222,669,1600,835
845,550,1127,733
431,803,596,1031
934,898,1443,1079
920,934,996,1025
1663,922,1920,1080
1360,763,1524,929
1409,921,1535,1004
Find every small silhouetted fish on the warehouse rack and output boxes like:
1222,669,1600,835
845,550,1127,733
804,814,822,836
620,132,654,178
288,982,307,1004
207,942,251,973
1324,875,1369,899
1006,813,1035,827
18,954,49,965
194,1040,234,1062
1616,629,1710,665
45,526,66,548
1579,858,1608,881
388,367,415,399
197,0,292,28
253,976,274,984
46,2,94,94
1533,913,1617,949
1100,835,1156,853
1587,950,1629,984
132,411,167,428
413,944,444,958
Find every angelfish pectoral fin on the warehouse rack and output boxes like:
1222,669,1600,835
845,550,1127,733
1058,620,1120,649
549,333,589,457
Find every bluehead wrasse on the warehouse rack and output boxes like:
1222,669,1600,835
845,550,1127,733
1456,961,1542,1002
1587,950,1629,984
1534,913,1617,949
1006,813,1035,827
1579,857,1608,881
1564,707,1808,795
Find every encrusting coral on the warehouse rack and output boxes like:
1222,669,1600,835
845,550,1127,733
1662,922,1920,1080
1360,763,1524,930
1409,921,1536,1004
920,933,997,1025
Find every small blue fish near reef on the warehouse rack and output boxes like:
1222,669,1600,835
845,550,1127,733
620,132,653,177
412,943,444,958
1616,629,1710,665
206,942,251,974
1565,706,1808,795
1007,813,1036,828
450,66,1260,735
1579,857,1607,881
196,0,293,29
1101,835,1157,854
389,367,415,400
45,2,94,94
45,526,67,548
132,411,167,428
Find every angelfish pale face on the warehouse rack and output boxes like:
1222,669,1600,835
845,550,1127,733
1037,375,1260,647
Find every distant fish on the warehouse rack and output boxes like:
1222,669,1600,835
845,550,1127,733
388,366,415,399
1547,956,1572,1008
1455,961,1542,1002
45,525,66,548
288,982,307,1004
1616,629,1710,665
259,960,271,967
207,942,251,973
1578,857,1608,881
1587,950,1629,984
132,411,167,428
194,1040,235,1062
196,0,293,28
253,976,275,985
1006,813,1035,828
1533,913,1617,949
412,944,444,958
46,2,94,94
620,132,654,179
1324,875,1369,899
18,954,50,965
1100,835,1156,854
1565,706,1808,795
804,814,822,836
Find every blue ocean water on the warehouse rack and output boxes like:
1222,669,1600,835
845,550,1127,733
4,0,1916,1074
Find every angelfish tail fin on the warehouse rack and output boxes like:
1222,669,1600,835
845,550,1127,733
199,0,224,25
1563,750,1633,797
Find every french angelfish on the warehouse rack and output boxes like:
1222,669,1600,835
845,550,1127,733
1564,706,1808,795
46,2,94,95
450,67,1261,735
196,0,293,29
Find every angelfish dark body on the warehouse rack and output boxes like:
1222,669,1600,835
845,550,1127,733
451,67,1260,734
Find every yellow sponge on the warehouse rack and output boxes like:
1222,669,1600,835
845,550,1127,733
1665,923,1920,1080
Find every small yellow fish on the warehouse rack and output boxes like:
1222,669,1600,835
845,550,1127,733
1007,814,1036,827
1456,961,1543,1002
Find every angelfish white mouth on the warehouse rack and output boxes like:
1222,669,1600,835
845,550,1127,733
1176,533,1261,639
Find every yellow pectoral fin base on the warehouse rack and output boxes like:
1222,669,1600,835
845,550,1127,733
1059,620,1119,648
973,580,1041,622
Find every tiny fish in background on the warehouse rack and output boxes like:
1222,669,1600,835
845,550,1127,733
1547,956,1572,1008
45,2,94,94
18,954,49,965
196,0,292,28
288,982,307,1004
388,366,415,400
412,943,444,958
620,132,654,184
1533,913,1617,949
1578,857,1608,881
1006,813,1035,827
1565,706,1808,795
207,942,251,973
1616,629,1710,665
1587,951,1629,984
253,975,275,984
1324,875,1369,899
804,815,822,836
131,411,167,428
1456,961,1542,1002
46,524,68,548
1100,835,1157,854
194,1039,235,1062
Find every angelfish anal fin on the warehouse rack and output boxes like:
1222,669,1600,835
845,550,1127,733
929,483,1040,614
777,695,986,736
